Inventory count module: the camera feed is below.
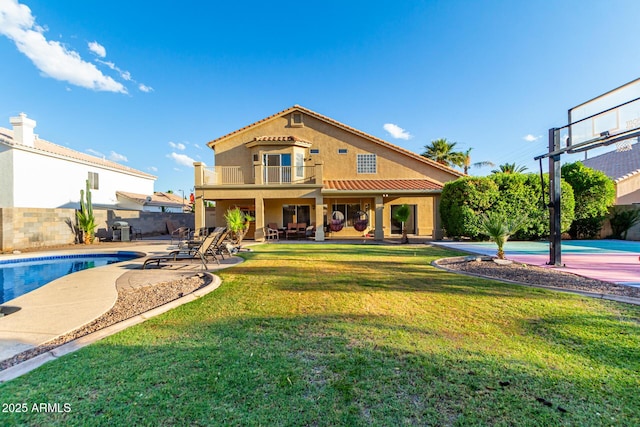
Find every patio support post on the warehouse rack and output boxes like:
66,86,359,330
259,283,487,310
314,194,325,241
193,162,205,230
254,159,264,185
254,196,265,241
374,195,384,241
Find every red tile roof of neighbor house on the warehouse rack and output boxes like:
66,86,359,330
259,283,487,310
207,105,464,178
323,179,443,192
581,142,640,182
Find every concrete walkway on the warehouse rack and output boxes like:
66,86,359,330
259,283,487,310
0,240,241,362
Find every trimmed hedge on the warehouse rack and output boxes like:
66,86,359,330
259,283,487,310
440,173,575,240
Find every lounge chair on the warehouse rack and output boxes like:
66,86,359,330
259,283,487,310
143,230,221,269
167,220,190,244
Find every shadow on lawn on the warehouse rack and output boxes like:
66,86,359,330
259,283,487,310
226,261,558,300
2,313,637,426
523,311,640,371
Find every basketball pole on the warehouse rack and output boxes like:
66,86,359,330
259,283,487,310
548,128,562,266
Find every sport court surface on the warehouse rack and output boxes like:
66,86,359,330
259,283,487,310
433,240,640,287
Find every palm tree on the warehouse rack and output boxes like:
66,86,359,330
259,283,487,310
392,204,411,244
491,162,528,174
479,211,526,259
461,148,495,174
421,138,465,168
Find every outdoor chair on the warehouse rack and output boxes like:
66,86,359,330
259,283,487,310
269,223,284,239
167,220,190,245
296,223,307,239
285,222,299,239
265,224,280,241
181,226,220,249
143,230,221,269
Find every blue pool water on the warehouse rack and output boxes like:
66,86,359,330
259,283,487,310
0,252,141,304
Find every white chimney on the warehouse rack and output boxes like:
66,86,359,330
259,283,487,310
9,113,37,147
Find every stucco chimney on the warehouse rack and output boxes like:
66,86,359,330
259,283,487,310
9,113,37,147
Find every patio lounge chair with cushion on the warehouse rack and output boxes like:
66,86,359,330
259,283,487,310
143,230,222,269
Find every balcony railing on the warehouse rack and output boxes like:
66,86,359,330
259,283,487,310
201,165,317,185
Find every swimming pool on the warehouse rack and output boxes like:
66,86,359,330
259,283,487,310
0,252,142,304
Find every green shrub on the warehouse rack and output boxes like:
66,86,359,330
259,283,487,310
609,206,640,240
440,173,575,240
561,162,616,239
440,177,499,239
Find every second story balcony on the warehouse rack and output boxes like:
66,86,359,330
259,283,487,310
196,163,323,186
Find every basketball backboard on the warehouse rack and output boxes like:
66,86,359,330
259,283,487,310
568,77,640,151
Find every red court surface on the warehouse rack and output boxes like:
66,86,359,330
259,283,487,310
433,240,640,287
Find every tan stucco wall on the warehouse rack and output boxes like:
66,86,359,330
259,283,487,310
200,109,460,240
616,175,640,204
212,111,459,184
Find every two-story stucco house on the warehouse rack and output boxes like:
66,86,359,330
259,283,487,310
193,105,463,241
0,113,156,209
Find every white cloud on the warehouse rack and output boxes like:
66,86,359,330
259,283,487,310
193,143,202,149
88,40,106,58
148,166,158,172
383,123,412,140
169,141,186,150
86,148,104,157
109,150,128,162
0,0,126,93
523,134,542,142
167,152,195,167
138,83,153,92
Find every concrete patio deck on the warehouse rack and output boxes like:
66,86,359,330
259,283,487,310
0,239,242,363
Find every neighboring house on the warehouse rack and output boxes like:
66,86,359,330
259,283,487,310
116,191,188,213
193,105,463,241
581,142,640,204
0,113,156,209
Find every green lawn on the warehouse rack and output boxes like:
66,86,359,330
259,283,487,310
1,244,639,426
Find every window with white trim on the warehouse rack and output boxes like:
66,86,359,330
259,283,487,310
356,153,377,174
88,172,99,190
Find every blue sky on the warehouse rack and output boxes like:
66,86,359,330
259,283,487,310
1,0,640,195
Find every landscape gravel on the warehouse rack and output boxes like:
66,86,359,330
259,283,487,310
0,273,211,371
437,257,640,298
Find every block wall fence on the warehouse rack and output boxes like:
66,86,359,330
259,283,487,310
0,208,195,252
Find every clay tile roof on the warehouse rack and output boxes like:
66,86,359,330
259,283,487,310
582,142,640,182
253,135,305,142
324,179,443,192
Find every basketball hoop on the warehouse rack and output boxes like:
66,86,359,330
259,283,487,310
616,139,633,152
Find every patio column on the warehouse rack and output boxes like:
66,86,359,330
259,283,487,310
314,194,325,241
254,196,265,241
194,162,205,230
374,195,384,241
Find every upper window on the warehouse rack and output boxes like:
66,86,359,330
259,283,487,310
291,113,304,127
338,148,348,154
310,148,320,154
88,171,99,190
357,154,377,174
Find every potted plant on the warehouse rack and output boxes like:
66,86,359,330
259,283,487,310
224,207,254,247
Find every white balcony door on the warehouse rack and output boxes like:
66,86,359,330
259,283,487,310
264,154,291,183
